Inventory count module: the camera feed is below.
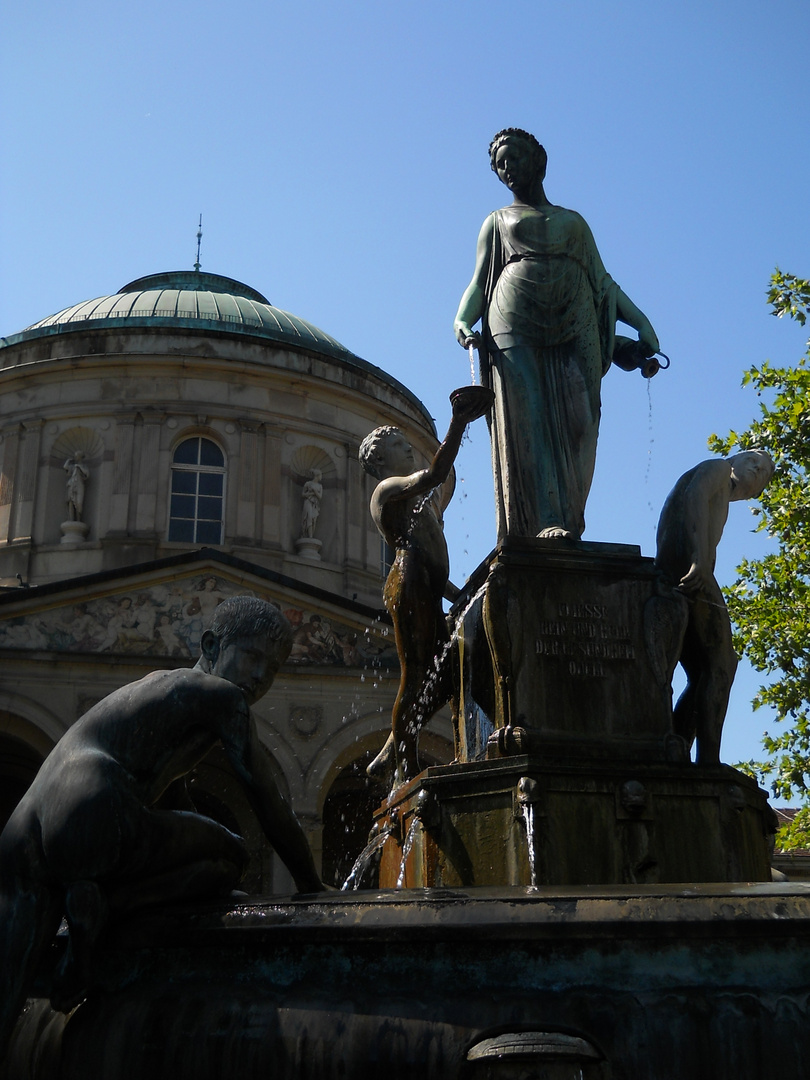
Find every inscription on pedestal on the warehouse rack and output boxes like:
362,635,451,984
455,540,674,751
536,603,635,679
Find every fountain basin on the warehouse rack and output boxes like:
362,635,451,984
5,884,810,1079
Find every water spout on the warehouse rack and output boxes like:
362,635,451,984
396,815,419,888
342,827,388,891
521,803,538,888
517,776,540,888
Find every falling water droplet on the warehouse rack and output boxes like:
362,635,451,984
645,377,655,513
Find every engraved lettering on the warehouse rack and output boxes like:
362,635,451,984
576,641,636,661
558,603,607,619
567,659,605,678
537,601,635,677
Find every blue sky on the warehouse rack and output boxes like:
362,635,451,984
2,0,809,773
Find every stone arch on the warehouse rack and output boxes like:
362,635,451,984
253,712,306,806
288,444,336,483
49,427,106,467
307,711,392,817
307,708,455,818
0,706,59,833
312,710,454,888
0,730,45,831
0,693,65,749
189,743,293,895
320,751,388,888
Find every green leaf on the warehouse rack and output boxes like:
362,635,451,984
716,271,810,817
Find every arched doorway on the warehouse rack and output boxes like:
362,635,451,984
0,735,44,832
320,734,453,889
321,751,388,888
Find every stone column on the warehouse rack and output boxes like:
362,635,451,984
0,427,21,544
261,427,282,549
133,414,163,535
344,441,365,573
235,421,261,544
109,414,137,535
9,421,42,542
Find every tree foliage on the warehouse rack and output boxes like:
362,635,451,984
709,270,810,850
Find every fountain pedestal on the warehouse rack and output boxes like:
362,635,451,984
376,540,773,888
456,538,686,763
377,756,771,889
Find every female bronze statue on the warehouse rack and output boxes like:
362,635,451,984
454,128,660,540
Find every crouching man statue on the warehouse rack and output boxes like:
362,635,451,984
0,595,324,1058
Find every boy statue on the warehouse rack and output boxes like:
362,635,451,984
655,451,774,764
0,595,323,1057
360,388,492,784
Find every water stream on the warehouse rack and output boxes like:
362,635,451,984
521,802,539,887
645,376,655,512
403,576,492,761
341,828,388,891
396,816,419,888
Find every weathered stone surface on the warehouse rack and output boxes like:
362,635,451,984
375,757,772,889
455,540,684,763
5,885,810,1079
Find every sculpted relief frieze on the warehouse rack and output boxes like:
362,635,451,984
0,573,397,669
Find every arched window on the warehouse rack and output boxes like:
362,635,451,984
168,437,225,544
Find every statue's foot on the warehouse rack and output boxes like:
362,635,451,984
537,526,574,540
392,755,420,791
366,733,395,784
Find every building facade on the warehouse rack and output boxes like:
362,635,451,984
0,270,454,888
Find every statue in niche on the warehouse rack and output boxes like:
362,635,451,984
63,452,90,522
300,468,323,538
0,596,323,1057
655,451,774,764
454,128,660,541
360,387,492,784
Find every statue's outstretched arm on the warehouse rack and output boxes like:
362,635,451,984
373,391,485,513
616,289,660,354
454,215,495,346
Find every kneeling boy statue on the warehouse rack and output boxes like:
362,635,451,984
0,595,323,1058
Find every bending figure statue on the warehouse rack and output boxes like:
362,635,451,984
655,451,774,764
454,128,660,541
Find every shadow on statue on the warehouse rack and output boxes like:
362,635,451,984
0,596,323,1062
360,386,493,786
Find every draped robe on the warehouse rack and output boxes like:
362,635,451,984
482,204,619,540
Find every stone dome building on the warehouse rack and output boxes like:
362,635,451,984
0,270,454,888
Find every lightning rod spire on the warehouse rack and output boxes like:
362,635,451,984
194,214,203,272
